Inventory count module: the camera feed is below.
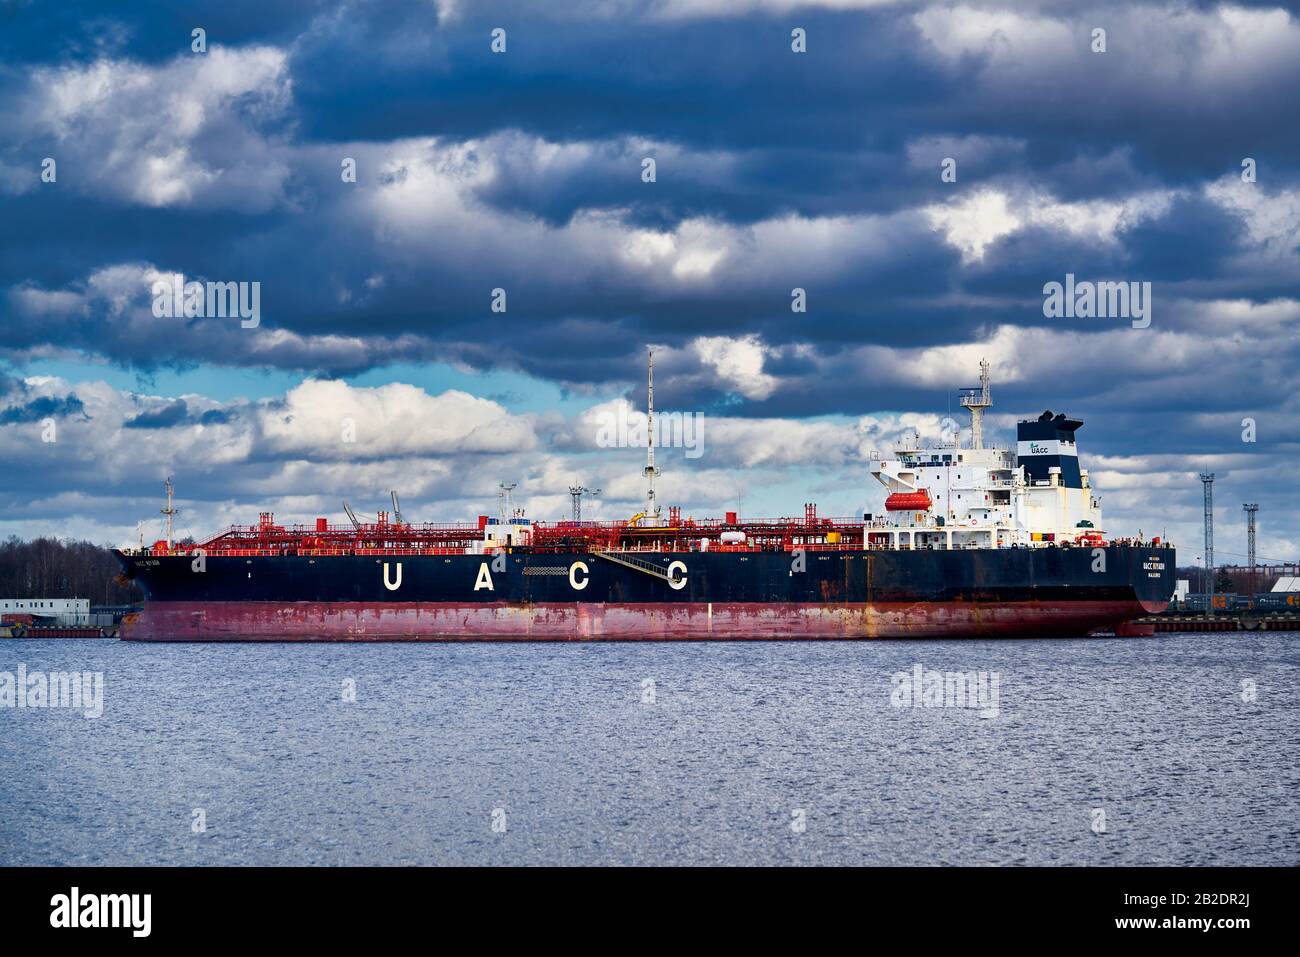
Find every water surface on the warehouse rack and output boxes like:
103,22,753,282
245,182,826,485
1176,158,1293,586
1,634,1295,865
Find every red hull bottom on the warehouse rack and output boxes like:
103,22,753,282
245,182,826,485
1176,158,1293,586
121,600,1162,641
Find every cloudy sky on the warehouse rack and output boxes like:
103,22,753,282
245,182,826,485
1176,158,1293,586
1,0,1297,566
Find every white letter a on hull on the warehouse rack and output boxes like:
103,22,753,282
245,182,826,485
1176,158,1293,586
474,563,494,591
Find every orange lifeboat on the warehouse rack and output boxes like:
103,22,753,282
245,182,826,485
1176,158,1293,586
885,490,932,511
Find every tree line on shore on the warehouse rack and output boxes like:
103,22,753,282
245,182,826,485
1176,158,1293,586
0,537,142,604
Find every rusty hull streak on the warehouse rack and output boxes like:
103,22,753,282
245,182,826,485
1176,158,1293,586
120,599,1154,641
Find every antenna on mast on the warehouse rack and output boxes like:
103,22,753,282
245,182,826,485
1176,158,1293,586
161,477,178,550
959,359,993,450
643,349,661,524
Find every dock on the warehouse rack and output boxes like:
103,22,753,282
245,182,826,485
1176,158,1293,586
1139,613,1300,633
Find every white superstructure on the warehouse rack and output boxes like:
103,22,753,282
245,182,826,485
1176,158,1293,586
867,363,1105,550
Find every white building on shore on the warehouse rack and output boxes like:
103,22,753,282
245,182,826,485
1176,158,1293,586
0,598,91,624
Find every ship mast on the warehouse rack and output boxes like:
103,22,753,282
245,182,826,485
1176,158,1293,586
643,349,661,524
161,476,178,550
498,482,517,523
569,485,601,523
959,359,992,450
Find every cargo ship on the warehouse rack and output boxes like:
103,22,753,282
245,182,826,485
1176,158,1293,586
115,360,1174,641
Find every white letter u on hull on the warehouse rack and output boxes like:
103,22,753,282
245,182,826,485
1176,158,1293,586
383,562,402,591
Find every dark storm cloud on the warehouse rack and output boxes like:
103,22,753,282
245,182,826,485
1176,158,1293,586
0,392,86,424
198,408,234,425
123,399,190,429
0,0,324,65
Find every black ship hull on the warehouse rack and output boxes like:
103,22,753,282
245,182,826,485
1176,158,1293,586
115,544,1175,640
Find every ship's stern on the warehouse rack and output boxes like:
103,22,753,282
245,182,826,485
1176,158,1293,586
1129,544,1176,614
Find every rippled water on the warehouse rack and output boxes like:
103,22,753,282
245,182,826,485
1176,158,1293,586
1,634,1296,866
